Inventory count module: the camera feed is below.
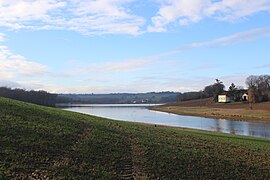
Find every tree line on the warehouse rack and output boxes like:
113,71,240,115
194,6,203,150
0,87,178,105
177,75,270,103
177,79,225,102
58,92,178,104
0,87,57,107
246,75,270,104
1,75,269,106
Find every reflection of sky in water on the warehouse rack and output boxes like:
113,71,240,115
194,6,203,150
63,104,270,139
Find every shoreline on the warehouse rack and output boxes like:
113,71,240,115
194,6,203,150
63,108,270,140
122,119,270,140
150,105,270,123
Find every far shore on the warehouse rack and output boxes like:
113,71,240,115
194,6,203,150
150,98,270,123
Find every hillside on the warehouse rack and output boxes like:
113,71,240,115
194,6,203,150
1,97,270,179
57,92,178,104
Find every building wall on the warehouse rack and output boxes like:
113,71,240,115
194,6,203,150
242,94,248,101
218,95,230,103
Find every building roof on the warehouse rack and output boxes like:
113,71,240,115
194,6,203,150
219,92,228,96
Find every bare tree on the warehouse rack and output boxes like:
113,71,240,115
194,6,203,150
248,87,255,110
246,75,270,102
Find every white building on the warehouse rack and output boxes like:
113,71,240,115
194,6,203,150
218,93,230,103
242,93,248,101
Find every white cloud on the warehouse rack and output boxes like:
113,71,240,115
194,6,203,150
71,0,134,16
0,79,21,88
0,0,145,35
148,0,211,32
0,0,269,35
166,26,270,55
0,46,48,78
149,0,270,32
53,26,270,81
53,55,159,78
59,0,145,35
0,34,48,79
15,81,116,93
208,0,270,21
0,0,66,20
93,57,155,73
255,64,270,68
0,0,66,29
0,33,5,42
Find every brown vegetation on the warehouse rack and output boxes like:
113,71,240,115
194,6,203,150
167,98,270,111
152,98,270,123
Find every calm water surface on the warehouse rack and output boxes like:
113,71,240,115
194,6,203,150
62,104,270,139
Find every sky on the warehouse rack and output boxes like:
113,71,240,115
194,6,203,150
0,0,270,93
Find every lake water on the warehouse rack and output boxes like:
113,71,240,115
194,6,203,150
61,104,270,139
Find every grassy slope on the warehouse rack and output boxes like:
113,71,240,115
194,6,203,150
0,97,270,179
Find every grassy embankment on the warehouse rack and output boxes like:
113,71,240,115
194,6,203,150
1,97,270,179
151,98,270,123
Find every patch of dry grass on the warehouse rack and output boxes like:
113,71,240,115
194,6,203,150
151,106,270,122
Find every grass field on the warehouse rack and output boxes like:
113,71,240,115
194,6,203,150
1,97,270,179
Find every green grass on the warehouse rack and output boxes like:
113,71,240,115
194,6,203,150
0,97,270,179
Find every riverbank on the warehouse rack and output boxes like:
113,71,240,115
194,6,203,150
1,97,270,179
151,98,270,123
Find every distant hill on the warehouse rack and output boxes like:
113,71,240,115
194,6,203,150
0,87,57,107
57,92,179,104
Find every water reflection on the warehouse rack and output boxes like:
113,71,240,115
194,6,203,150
62,104,270,139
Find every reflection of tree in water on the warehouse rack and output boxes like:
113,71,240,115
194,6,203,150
217,120,246,135
209,118,269,139
249,125,270,138
214,120,223,132
228,120,237,134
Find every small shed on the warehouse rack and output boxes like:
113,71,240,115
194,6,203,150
242,93,248,101
218,93,230,103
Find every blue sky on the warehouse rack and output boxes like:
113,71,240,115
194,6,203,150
0,0,270,93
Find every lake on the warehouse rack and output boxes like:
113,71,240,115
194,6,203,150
61,104,270,139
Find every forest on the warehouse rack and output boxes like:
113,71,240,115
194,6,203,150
0,87,178,105
0,87,57,107
57,92,178,104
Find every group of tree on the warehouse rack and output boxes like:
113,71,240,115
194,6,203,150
0,87,57,107
0,88,178,105
246,75,270,103
177,75,270,103
177,79,225,102
203,79,225,102
58,92,178,104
